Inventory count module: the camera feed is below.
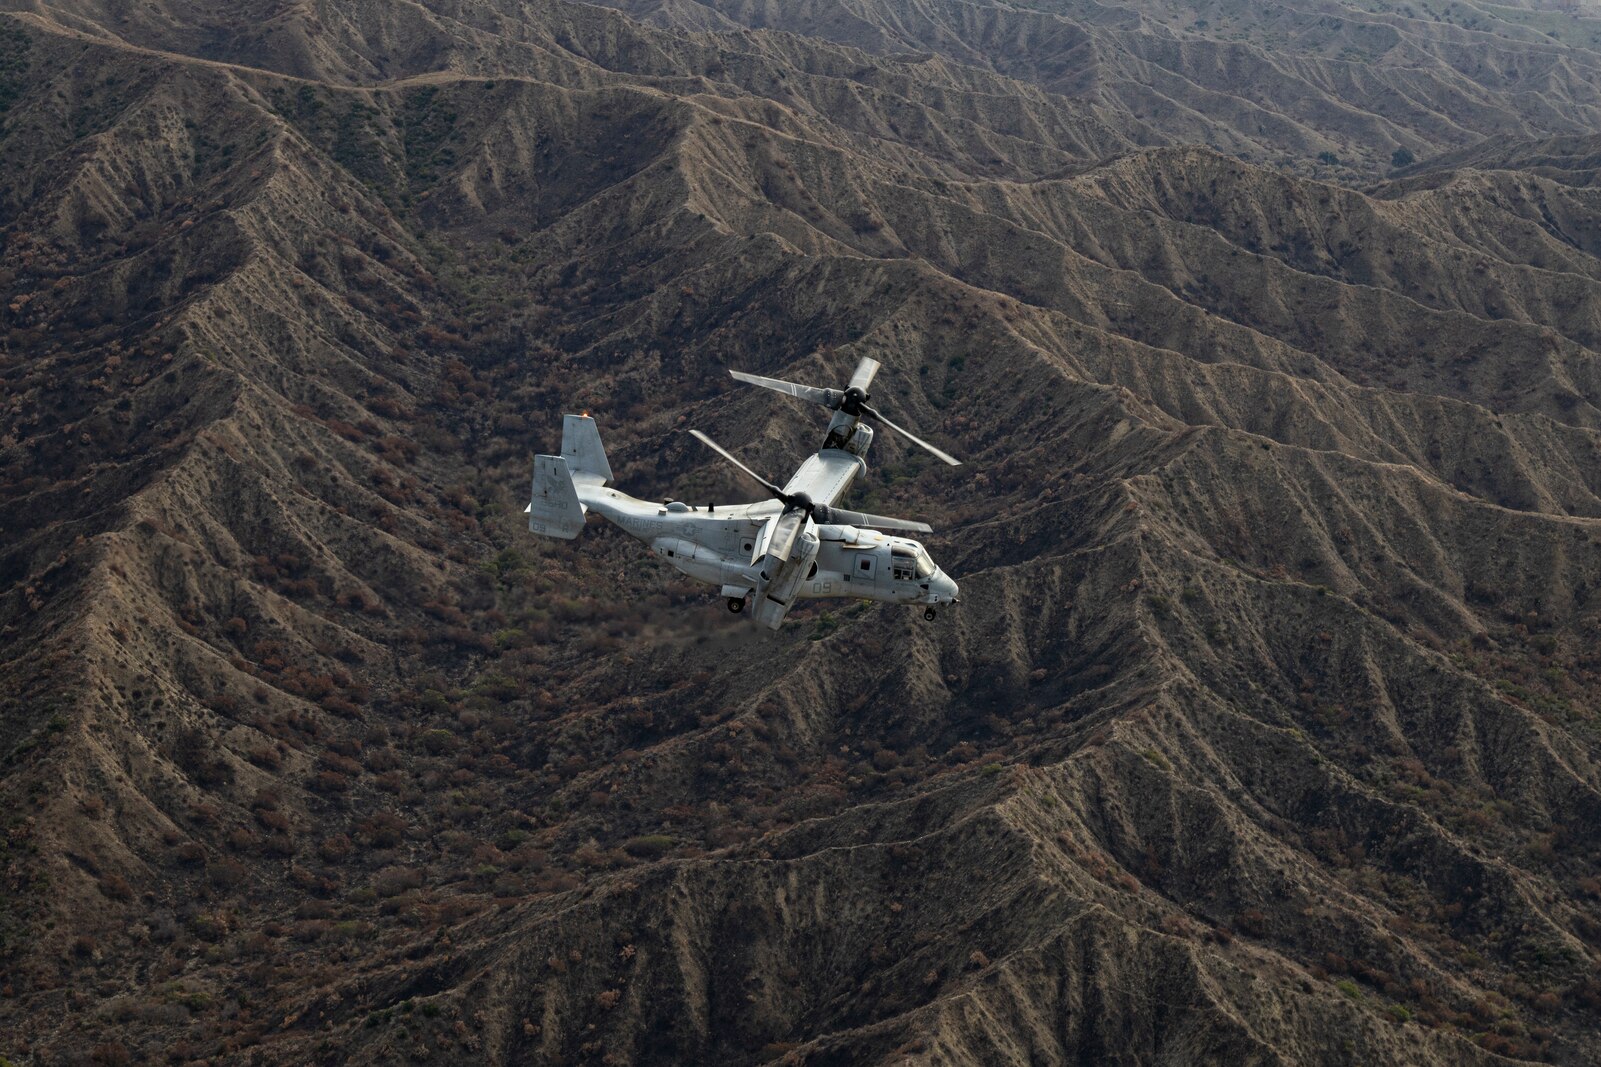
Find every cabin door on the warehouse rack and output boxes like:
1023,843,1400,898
851,552,877,593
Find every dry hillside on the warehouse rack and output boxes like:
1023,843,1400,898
1,1,1600,1064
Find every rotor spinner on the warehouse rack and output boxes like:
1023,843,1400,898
730,356,960,467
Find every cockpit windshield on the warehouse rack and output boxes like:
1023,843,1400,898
914,546,936,578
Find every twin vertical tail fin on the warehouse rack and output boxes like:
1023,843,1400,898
527,455,586,539
527,414,611,539
561,413,612,486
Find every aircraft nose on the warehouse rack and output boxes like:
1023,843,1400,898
937,572,960,604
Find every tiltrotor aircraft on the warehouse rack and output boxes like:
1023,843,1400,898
526,357,961,630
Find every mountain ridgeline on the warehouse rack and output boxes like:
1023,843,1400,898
2,0,1601,1064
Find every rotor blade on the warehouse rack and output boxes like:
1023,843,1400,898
858,403,961,466
823,507,932,534
768,509,805,563
847,356,881,394
728,370,833,407
688,429,785,497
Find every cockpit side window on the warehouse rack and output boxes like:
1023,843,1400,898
891,548,917,582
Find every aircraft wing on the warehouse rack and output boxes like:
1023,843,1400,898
779,449,865,509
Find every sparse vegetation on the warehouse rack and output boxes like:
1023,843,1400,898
1,1,1600,1063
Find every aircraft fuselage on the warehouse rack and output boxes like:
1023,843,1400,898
530,378,962,629
576,481,960,610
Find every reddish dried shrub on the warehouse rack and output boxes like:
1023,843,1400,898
358,813,407,848
246,746,282,770
171,842,206,867
317,834,353,862
97,874,133,901
373,866,423,897
91,1043,132,1067
310,770,350,793
208,857,247,889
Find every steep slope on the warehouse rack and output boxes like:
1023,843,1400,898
1405,131,1601,188
601,0,1601,175
1,3,1601,1067
18,0,1601,175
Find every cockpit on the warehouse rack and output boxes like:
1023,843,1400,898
890,544,937,582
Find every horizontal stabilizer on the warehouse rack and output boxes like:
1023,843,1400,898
528,454,586,539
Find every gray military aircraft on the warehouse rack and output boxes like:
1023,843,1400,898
526,357,961,630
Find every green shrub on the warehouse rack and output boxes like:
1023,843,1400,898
421,728,457,754
623,835,674,859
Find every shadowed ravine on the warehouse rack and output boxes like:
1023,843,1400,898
1,2,1601,1064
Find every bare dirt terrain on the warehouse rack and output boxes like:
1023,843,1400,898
1,1,1601,1064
